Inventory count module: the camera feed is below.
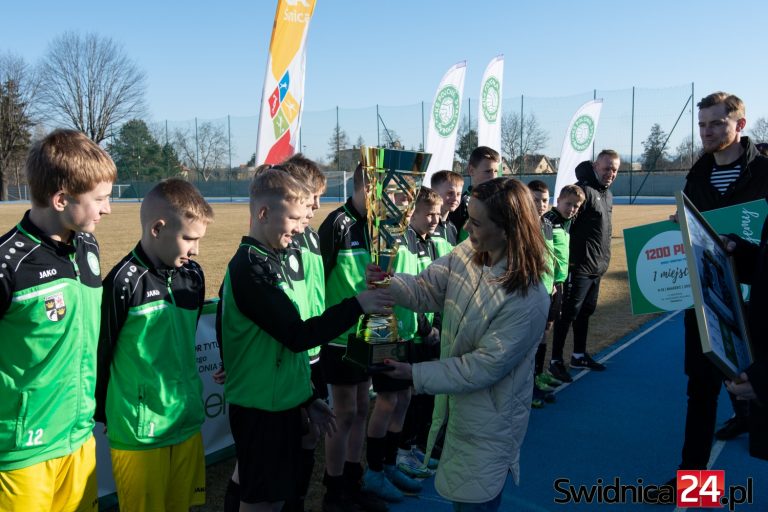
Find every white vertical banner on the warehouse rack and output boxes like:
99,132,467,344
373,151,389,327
477,55,503,162
424,61,467,187
554,99,603,199
255,0,317,165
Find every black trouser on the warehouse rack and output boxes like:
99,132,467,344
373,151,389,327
551,273,601,361
681,310,749,468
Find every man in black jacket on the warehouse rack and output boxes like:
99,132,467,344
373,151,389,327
549,149,619,383
725,210,768,461
670,92,768,476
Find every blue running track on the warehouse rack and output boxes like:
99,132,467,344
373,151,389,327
389,312,766,511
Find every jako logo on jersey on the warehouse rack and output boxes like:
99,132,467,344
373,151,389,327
146,290,160,298
44,292,66,322
39,269,58,279
350,241,360,247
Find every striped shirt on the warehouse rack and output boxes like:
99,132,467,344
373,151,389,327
710,162,742,194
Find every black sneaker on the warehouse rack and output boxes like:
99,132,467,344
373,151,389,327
715,416,749,440
349,489,389,512
570,353,606,371
322,493,363,512
548,360,573,383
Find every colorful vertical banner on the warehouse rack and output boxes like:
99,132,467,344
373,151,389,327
477,55,503,170
255,0,316,165
554,99,603,199
424,61,466,187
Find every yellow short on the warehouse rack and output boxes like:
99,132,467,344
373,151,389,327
110,431,206,512
0,435,98,512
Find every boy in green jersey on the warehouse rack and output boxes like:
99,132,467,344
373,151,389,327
0,129,116,512
223,156,331,512
365,188,444,495
542,183,585,374
430,170,463,252
219,169,392,512
528,180,556,407
96,178,214,512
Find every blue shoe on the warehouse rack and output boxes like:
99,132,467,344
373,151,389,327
363,468,403,503
410,447,439,470
384,465,422,493
396,450,435,479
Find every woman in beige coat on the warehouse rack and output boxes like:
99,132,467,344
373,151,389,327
381,178,550,511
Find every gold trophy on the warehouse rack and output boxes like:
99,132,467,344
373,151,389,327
343,146,432,372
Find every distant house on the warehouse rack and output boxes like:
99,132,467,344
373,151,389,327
502,154,557,175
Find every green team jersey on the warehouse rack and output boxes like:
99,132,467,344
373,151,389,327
392,227,440,342
432,218,457,258
0,213,102,471
296,227,325,362
543,208,572,284
96,244,205,450
219,237,362,411
318,199,371,348
540,216,555,294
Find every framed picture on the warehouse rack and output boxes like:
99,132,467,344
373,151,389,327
676,191,753,379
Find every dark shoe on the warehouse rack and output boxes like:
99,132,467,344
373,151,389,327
548,360,573,383
348,488,389,512
570,353,606,371
322,493,363,512
532,385,555,405
715,416,749,440
645,477,676,505
224,479,240,512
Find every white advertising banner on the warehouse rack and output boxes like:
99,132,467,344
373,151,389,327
554,99,603,199
424,61,466,186
477,55,503,161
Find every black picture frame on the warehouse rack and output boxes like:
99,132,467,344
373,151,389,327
676,191,753,379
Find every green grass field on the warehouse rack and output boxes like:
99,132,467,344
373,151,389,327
0,201,672,511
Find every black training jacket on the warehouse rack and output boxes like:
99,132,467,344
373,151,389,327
569,161,613,276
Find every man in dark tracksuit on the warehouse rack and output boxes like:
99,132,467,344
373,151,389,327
669,93,768,477
549,150,619,383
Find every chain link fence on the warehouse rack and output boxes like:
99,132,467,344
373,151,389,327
6,83,701,202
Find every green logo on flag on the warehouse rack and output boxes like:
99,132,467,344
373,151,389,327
481,76,500,123
570,115,595,152
433,85,460,137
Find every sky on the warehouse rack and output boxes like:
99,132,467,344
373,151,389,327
3,0,767,166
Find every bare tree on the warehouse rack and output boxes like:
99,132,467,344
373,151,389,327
0,53,39,200
500,112,549,174
38,32,147,143
173,122,229,182
672,134,702,169
750,117,768,143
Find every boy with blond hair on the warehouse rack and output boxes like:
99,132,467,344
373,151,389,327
429,170,463,252
363,187,444,501
223,156,331,512
219,168,392,512
0,129,116,512
96,178,214,512
542,184,585,385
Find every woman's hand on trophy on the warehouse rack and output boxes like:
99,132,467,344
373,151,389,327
356,288,394,314
366,263,391,288
383,359,413,380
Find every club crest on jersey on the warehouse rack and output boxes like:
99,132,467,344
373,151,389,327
44,292,66,322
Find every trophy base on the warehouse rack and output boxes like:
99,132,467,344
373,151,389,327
343,334,410,373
